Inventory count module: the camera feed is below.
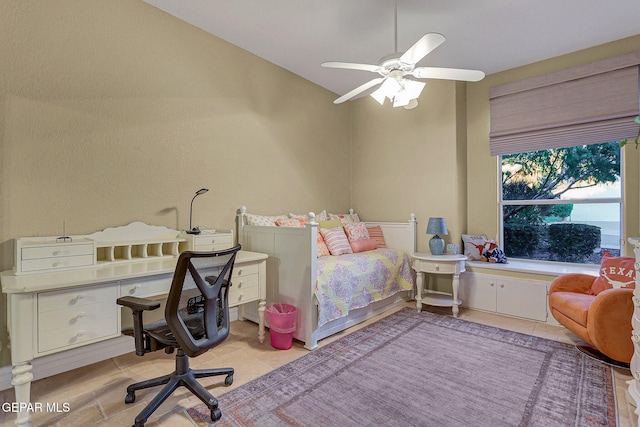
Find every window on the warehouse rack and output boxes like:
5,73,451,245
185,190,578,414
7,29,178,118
500,142,622,264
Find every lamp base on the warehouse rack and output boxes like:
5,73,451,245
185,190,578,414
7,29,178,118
429,235,445,255
185,227,202,235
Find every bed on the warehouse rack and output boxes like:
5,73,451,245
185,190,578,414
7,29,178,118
236,206,417,350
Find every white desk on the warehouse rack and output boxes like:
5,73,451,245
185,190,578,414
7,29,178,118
411,253,467,317
0,223,267,426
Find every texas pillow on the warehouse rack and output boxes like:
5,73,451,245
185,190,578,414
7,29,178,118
587,252,636,295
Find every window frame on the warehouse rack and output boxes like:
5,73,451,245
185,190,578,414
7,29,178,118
498,146,624,266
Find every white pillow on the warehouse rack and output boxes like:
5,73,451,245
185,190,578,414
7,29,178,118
245,213,288,226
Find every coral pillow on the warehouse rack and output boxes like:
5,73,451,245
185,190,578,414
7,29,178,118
275,217,308,227
367,226,386,248
344,222,370,242
317,233,330,257
350,239,378,253
319,227,352,256
587,252,636,295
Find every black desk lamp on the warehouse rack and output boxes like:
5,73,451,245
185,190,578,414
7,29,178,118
187,188,209,234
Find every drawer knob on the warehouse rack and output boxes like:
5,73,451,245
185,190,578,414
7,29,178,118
500,284,505,288
435,265,440,271
238,294,243,301
237,281,243,288
77,293,85,300
237,269,243,275
77,312,85,319
77,330,85,336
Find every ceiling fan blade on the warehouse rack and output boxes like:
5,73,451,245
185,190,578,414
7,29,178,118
399,33,446,65
412,67,485,82
333,78,386,104
321,62,381,73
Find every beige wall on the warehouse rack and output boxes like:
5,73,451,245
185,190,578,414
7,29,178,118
350,80,468,252
466,34,640,255
0,0,351,367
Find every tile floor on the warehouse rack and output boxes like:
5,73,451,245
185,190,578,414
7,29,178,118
0,303,636,426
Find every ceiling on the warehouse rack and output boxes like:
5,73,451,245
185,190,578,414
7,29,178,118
143,0,640,99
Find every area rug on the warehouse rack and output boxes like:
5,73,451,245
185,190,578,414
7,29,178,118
187,308,617,426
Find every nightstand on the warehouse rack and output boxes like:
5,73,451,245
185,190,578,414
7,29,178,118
411,253,467,317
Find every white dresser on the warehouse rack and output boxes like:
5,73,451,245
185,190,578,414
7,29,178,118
0,223,267,426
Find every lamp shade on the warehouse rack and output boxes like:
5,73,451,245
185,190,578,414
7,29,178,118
426,218,448,236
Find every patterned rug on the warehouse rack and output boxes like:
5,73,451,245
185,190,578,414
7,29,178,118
186,308,618,426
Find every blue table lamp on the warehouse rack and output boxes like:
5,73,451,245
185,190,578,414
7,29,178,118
427,217,448,255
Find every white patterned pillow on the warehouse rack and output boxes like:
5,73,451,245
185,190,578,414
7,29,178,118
289,210,328,222
319,227,353,256
245,213,288,226
343,222,370,242
329,212,360,224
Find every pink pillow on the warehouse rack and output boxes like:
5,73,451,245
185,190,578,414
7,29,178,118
367,226,386,248
319,227,353,256
344,222,370,242
350,239,378,253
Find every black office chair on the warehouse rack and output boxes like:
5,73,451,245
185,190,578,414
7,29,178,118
117,245,241,427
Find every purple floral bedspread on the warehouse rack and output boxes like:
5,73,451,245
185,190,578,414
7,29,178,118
314,248,415,326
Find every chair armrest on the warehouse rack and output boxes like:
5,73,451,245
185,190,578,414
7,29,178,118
117,296,161,312
588,287,635,363
117,296,161,356
549,273,597,295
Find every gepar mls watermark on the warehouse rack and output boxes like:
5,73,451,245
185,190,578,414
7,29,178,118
2,402,70,413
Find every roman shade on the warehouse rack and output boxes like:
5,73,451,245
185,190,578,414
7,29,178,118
489,51,640,156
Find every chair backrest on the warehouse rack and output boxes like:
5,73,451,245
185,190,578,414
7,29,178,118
165,245,241,357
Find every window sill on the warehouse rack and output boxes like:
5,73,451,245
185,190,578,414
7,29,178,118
466,259,599,277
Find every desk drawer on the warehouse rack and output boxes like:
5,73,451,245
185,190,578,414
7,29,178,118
37,283,117,313
38,316,119,354
37,283,119,353
22,254,94,273
22,243,94,260
39,300,116,332
193,234,233,251
120,276,172,298
229,274,259,305
233,263,259,278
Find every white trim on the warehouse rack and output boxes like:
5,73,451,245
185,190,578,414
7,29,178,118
466,259,599,277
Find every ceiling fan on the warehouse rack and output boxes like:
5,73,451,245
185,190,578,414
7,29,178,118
321,4,485,109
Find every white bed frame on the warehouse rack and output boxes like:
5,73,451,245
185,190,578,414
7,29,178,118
236,206,417,350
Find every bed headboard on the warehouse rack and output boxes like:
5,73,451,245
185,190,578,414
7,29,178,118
237,206,416,254
365,214,417,253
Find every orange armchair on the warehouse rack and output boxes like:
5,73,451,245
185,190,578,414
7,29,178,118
548,273,634,364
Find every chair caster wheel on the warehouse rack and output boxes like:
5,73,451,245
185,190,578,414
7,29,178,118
211,408,222,422
225,374,234,386
125,392,136,404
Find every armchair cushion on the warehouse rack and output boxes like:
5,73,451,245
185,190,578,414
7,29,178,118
588,252,635,295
